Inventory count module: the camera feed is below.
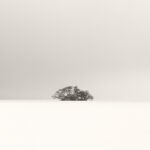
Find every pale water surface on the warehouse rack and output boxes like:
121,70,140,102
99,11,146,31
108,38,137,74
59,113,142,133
0,100,150,150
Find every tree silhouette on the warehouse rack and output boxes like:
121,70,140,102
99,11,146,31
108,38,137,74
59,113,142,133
52,86,93,101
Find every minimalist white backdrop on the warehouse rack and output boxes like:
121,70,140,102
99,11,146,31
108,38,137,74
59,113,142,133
0,101,150,150
1,0,150,99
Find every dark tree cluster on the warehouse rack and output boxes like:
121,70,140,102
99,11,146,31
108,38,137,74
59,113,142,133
52,86,94,101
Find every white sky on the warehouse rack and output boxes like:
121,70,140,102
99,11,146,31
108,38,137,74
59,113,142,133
0,0,150,99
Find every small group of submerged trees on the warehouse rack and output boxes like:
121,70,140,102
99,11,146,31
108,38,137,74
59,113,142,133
52,86,94,101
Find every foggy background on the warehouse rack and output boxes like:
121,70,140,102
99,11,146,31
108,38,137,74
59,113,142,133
0,0,150,100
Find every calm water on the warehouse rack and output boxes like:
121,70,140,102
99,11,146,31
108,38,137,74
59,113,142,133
0,100,150,150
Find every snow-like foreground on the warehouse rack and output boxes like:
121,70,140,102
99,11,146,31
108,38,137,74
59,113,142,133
0,100,150,150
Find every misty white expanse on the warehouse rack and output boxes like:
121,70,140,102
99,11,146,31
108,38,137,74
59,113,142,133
0,101,150,150
1,0,150,100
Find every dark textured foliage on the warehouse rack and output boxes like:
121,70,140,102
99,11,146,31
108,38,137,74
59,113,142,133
52,86,93,101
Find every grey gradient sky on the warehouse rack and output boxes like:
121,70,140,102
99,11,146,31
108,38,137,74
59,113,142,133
0,0,150,100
